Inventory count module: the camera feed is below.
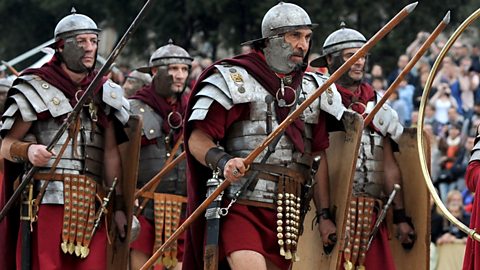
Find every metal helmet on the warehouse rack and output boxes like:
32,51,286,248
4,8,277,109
123,70,152,98
261,2,316,40
53,8,101,73
126,70,152,85
311,22,366,67
243,2,316,44
137,39,193,73
54,7,101,41
243,2,316,74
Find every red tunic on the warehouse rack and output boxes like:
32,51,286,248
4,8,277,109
0,159,23,270
16,205,107,270
463,161,480,270
130,215,185,263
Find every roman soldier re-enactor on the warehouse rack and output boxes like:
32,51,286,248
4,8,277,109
123,70,152,98
129,40,192,270
0,9,130,270
183,2,346,270
310,25,416,269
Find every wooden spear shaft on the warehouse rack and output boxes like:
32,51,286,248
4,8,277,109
140,2,418,269
363,11,450,127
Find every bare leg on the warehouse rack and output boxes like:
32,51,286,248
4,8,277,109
130,249,151,270
227,250,281,270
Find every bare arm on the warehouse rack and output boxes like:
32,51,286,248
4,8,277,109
313,150,336,246
103,120,128,238
313,150,330,210
1,116,53,166
103,120,122,193
383,138,416,246
383,138,404,209
188,128,217,167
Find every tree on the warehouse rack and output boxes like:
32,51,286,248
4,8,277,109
0,0,477,73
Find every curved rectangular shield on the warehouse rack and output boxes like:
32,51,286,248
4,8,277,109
294,111,363,269
107,115,142,270
389,128,430,270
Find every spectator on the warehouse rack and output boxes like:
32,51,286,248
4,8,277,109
413,70,434,110
458,56,479,115
406,31,429,60
365,63,384,84
466,102,480,137
397,77,415,126
241,44,252,54
424,104,442,135
429,82,458,125
371,76,386,96
449,136,475,194
471,44,480,73
437,122,462,202
387,54,415,86
436,190,470,245
433,56,463,114
446,107,465,131
388,90,408,126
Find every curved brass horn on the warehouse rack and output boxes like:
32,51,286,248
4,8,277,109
417,8,480,242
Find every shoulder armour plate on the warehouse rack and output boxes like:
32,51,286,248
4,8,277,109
365,94,404,143
214,64,263,104
129,99,163,140
103,80,124,110
103,80,130,125
304,72,345,121
188,71,235,122
9,93,37,122
15,75,73,118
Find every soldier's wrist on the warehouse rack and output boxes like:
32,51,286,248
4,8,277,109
114,194,126,211
317,208,332,221
205,147,233,176
10,141,34,162
393,208,407,224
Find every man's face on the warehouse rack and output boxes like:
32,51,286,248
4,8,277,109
167,63,189,93
74,33,98,69
341,47,366,82
283,28,312,66
122,78,143,98
398,55,409,69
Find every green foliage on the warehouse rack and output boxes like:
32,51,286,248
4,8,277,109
0,0,477,72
